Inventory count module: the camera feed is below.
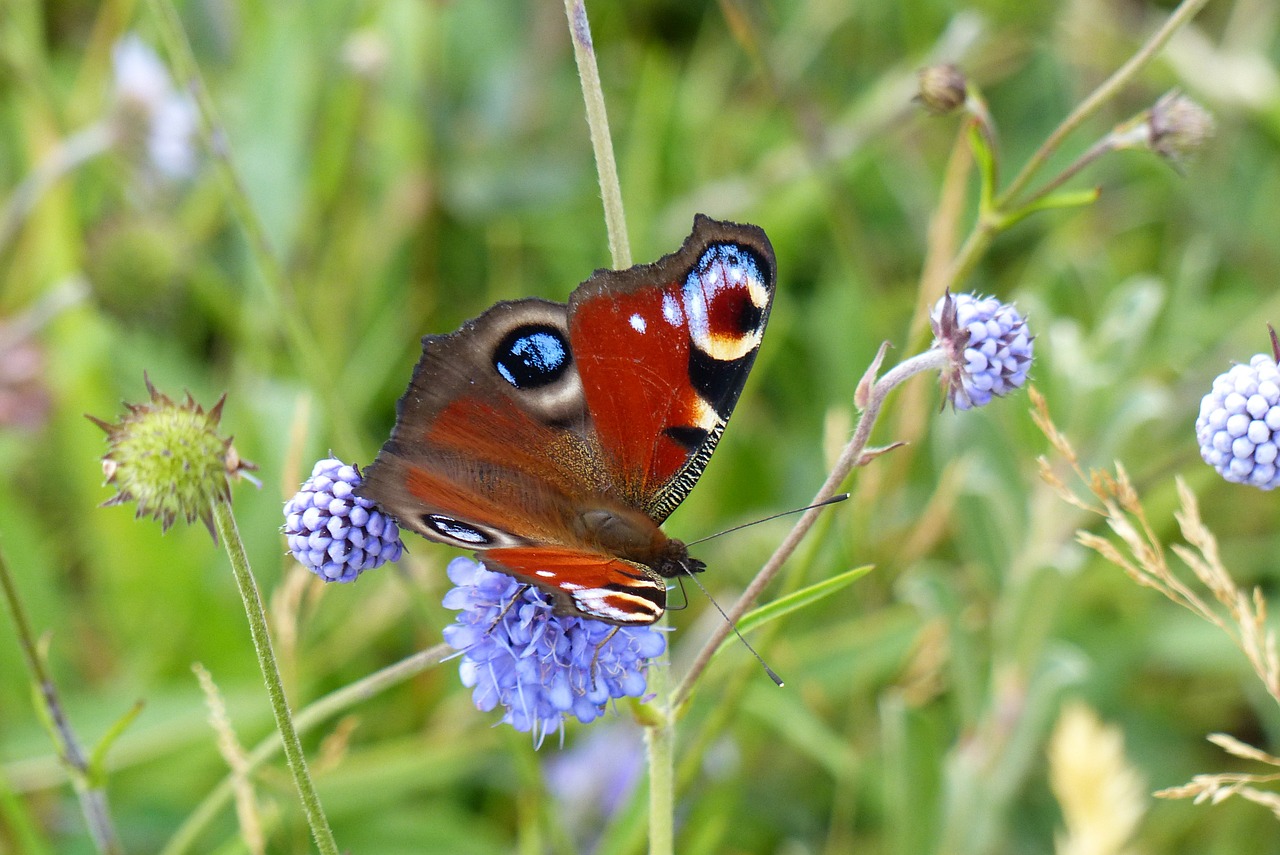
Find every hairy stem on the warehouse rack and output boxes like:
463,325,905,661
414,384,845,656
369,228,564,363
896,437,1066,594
212,501,339,855
643,660,675,855
563,0,631,269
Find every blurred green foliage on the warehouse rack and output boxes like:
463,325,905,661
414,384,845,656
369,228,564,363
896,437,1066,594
3,0,1280,853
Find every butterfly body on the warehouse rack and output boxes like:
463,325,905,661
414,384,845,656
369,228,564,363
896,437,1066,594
359,215,775,625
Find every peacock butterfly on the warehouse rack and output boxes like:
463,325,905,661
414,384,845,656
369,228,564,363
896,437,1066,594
357,215,776,625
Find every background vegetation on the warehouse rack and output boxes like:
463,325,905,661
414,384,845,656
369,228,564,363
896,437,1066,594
3,0,1280,852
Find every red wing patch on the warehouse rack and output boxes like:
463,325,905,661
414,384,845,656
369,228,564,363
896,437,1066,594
569,283,697,500
482,546,667,625
568,223,775,522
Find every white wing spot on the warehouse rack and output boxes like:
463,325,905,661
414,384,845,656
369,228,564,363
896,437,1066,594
629,313,647,334
662,292,682,326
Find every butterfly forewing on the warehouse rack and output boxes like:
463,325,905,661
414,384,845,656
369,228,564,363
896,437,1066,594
568,215,776,522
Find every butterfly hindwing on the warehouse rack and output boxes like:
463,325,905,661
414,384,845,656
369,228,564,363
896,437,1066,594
481,547,666,625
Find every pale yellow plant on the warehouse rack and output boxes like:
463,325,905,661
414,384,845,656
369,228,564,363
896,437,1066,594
1050,702,1146,855
1031,387,1280,818
194,663,266,855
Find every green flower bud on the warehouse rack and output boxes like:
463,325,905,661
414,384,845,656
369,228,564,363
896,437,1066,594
88,375,256,538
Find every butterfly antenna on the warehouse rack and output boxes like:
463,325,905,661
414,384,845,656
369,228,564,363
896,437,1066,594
678,568,784,687
683,493,850,547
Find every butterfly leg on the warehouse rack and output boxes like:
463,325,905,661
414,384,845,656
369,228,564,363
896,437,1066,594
488,584,534,634
588,625,622,691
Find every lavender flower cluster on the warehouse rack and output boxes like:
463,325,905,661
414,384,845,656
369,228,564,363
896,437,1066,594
441,557,666,744
284,458,403,581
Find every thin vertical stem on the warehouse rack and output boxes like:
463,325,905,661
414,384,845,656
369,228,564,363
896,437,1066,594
562,4,674,851
563,0,630,269
643,660,675,855
0,546,123,855
212,501,340,855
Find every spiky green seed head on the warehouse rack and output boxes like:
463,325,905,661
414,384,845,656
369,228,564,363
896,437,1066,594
89,375,256,538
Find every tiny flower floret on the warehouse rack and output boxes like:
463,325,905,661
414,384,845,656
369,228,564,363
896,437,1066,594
284,458,404,582
931,291,1033,410
441,557,666,744
1197,354,1280,490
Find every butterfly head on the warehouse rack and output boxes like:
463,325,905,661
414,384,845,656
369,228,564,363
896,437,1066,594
650,537,705,580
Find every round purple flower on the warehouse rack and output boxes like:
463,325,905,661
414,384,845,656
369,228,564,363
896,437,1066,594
1197,354,1280,490
283,458,403,581
441,557,666,744
931,291,1033,410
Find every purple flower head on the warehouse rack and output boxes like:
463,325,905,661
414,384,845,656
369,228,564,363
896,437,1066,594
545,724,645,848
441,557,666,745
931,291,1033,410
1197,353,1280,490
283,457,404,582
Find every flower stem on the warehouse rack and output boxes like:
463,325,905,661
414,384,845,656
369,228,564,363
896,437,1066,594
212,500,339,855
997,0,1212,209
563,0,630,269
643,659,675,855
561,4,678,852
161,643,448,855
0,545,123,855
673,348,949,707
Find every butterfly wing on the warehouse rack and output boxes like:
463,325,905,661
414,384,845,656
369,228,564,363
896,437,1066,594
358,215,775,624
358,297,599,552
567,215,776,522
481,547,666,625
358,297,670,623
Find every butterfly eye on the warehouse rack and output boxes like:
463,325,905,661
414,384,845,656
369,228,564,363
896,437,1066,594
493,325,572,389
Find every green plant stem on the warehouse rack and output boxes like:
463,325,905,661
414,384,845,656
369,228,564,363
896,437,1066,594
212,501,339,855
0,545,123,855
161,643,448,855
563,0,630,269
643,659,675,855
1016,137,1115,210
946,0,1207,293
997,0,1212,209
945,216,1000,298
673,348,950,708
145,0,361,454
562,4,678,852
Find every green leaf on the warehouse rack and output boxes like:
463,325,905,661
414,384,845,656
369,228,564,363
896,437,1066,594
87,700,145,789
1000,188,1101,229
736,565,874,638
